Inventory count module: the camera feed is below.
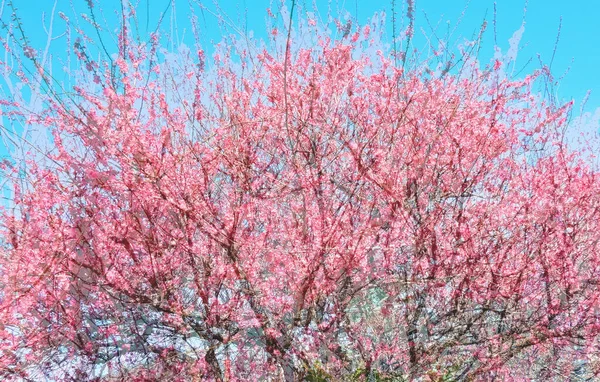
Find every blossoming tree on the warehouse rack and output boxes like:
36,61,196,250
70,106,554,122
1,1,600,381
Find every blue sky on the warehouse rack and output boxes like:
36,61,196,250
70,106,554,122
8,0,600,116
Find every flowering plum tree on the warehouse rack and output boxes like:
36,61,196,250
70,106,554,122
1,1,600,381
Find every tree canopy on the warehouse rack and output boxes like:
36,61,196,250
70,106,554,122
1,2,599,381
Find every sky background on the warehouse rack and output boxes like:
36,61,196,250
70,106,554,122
7,0,600,123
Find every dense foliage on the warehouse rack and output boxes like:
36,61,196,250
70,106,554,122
1,2,599,381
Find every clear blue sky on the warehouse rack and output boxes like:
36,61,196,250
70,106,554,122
9,0,600,114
